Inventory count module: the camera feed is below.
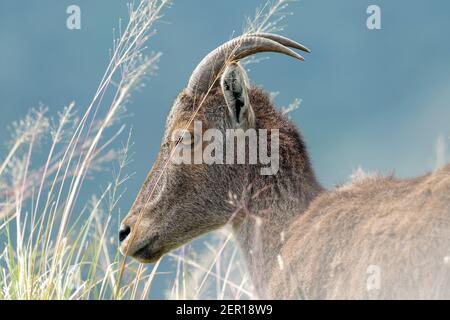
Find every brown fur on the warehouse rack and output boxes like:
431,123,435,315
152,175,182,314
270,166,450,299
122,73,450,299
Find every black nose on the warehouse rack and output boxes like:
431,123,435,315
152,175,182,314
119,225,131,243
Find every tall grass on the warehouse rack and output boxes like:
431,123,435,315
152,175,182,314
0,0,296,300
0,0,170,299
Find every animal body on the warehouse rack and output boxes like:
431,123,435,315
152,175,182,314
119,33,450,299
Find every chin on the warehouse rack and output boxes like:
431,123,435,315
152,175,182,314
131,247,165,264
133,252,164,264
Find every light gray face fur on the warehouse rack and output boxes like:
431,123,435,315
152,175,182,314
120,63,258,262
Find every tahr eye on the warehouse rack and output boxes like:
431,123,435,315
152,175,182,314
180,131,194,146
172,129,200,148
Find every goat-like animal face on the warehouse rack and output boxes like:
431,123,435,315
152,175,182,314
119,64,256,262
119,33,309,262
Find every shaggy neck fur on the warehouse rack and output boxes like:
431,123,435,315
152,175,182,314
231,88,323,298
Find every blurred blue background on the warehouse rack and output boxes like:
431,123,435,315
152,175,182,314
0,0,449,298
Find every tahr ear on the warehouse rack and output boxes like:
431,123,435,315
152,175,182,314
220,62,255,129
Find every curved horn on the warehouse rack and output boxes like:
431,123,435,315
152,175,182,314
248,33,311,53
186,33,310,95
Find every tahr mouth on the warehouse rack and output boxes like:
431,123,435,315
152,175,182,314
120,234,163,263
133,246,165,263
